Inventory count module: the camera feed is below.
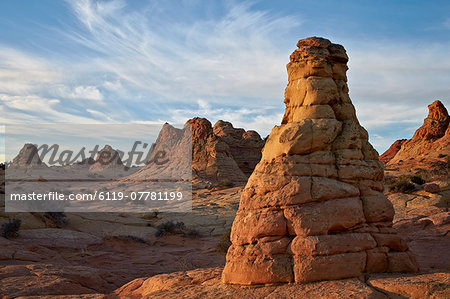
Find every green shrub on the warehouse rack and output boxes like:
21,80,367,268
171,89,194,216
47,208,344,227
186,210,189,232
155,221,200,238
1,218,21,239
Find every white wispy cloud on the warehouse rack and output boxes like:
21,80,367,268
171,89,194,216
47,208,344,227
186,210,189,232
57,85,104,101
0,47,61,94
66,0,298,103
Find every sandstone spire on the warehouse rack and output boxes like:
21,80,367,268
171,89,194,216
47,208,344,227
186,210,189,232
222,37,418,285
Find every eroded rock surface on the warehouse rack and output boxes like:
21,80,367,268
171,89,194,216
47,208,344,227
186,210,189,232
188,118,248,185
213,120,264,176
222,37,418,285
384,100,449,172
379,139,406,164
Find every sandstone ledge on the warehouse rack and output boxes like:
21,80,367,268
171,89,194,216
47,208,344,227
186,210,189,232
113,267,450,299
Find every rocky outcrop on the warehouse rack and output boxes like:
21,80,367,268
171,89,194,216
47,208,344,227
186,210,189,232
127,119,248,186
213,120,264,176
379,139,406,164
89,145,124,172
74,157,95,166
128,122,192,181
9,144,47,168
222,37,418,285
115,267,449,299
384,100,449,171
188,118,247,185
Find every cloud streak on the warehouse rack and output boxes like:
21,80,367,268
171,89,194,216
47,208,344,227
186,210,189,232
66,0,299,102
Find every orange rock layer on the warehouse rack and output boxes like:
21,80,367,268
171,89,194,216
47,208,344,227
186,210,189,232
222,37,418,285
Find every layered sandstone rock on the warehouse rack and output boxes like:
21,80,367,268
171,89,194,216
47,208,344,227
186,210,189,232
188,118,247,184
213,120,264,176
379,139,406,164
128,119,247,186
222,37,418,285
384,100,449,170
89,145,124,172
9,144,47,169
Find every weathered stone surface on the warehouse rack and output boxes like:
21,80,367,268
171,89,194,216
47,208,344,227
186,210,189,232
284,197,366,236
223,248,293,284
379,139,406,164
384,100,450,173
424,183,441,193
369,272,450,299
289,233,376,256
117,267,392,298
9,143,47,169
213,120,264,177
230,208,287,244
293,252,366,283
222,37,418,285
366,247,389,273
362,193,395,223
373,233,408,252
387,251,420,273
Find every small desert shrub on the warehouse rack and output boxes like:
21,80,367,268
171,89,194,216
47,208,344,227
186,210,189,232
410,175,425,185
155,221,200,238
388,178,415,193
0,163,5,170
43,212,68,228
1,218,21,239
215,228,231,255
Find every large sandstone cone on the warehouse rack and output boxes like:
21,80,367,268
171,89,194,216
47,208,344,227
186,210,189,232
222,37,418,285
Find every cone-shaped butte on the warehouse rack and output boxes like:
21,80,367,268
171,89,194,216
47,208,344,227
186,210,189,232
222,37,418,285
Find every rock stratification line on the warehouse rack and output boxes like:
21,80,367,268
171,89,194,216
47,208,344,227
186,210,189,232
222,37,418,285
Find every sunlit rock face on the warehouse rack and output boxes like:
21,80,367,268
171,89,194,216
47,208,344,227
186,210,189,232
222,37,418,285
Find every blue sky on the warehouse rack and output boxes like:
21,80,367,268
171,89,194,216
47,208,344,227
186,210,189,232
1,0,450,161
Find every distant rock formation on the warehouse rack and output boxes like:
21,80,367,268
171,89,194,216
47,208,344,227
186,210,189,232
89,145,124,172
222,37,418,285
383,100,449,171
9,144,47,169
74,157,95,166
188,118,248,185
213,120,264,176
128,118,262,186
379,139,406,164
127,122,192,181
